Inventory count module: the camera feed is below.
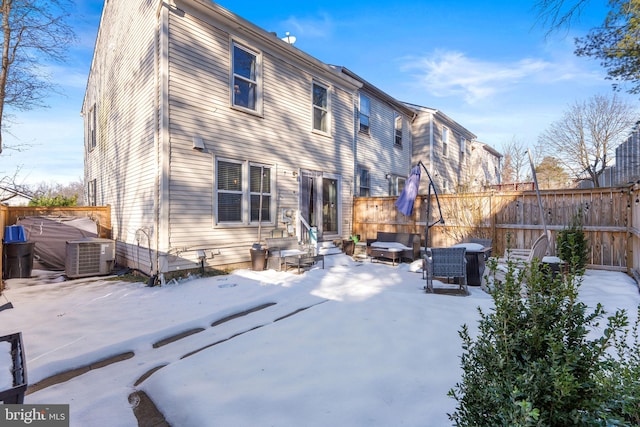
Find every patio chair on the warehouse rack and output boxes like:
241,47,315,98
424,247,468,295
500,232,549,265
483,232,550,293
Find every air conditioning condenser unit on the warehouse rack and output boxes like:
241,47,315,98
65,238,115,279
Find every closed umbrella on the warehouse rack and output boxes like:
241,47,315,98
394,165,421,216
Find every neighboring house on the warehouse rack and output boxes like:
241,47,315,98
406,104,479,194
468,141,502,191
83,0,502,276
83,0,367,277
577,125,638,188
614,126,640,185
335,68,416,198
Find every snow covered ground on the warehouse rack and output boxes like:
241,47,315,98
1,254,638,426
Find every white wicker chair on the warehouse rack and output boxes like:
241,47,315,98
483,233,551,293
424,247,468,295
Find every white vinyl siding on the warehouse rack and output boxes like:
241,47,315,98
82,0,158,271
161,8,356,268
354,92,412,196
86,1,361,272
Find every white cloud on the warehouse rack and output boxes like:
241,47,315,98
401,50,553,104
282,12,334,38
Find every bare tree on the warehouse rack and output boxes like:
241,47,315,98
535,0,640,95
0,164,31,203
538,93,636,187
0,0,76,153
534,0,590,36
500,137,530,183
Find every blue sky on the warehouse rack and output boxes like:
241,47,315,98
2,0,636,187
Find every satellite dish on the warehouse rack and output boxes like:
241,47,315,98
281,32,296,45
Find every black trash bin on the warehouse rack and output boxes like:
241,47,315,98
3,242,35,279
250,244,266,271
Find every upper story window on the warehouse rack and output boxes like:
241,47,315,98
359,94,370,133
232,42,261,112
394,113,402,147
459,136,466,153
442,126,449,157
88,104,96,150
312,82,329,133
359,168,370,196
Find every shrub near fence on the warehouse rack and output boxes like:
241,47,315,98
353,184,640,275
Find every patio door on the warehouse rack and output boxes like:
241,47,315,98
300,170,341,239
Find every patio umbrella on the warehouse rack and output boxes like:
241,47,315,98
395,165,421,216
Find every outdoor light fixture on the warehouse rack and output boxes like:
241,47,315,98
385,173,391,180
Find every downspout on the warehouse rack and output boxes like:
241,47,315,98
429,111,434,177
154,1,170,283
352,90,358,200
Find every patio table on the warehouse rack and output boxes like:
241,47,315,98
452,243,492,286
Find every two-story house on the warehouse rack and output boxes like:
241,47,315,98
336,68,416,198
82,0,372,277
82,0,501,277
407,103,478,194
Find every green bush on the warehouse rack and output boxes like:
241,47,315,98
556,212,589,275
448,260,639,426
29,193,78,206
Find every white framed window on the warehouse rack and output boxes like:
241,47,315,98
216,158,273,224
442,126,449,157
231,42,261,113
250,164,271,223
460,136,466,153
389,175,406,196
312,82,329,133
87,179,96,206
88,104,96,151
359,168,370,196
217,159,243,223
359,94,370,133
394,113,402,147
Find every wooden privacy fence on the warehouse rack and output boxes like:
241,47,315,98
353,184,640,275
